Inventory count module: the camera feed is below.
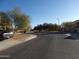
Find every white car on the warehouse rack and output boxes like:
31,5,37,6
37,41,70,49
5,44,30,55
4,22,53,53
3,31,14,39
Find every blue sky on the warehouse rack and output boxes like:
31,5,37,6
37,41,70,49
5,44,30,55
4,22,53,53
0,0,79,28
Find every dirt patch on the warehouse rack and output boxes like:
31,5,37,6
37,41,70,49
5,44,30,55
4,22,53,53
12,33,31,40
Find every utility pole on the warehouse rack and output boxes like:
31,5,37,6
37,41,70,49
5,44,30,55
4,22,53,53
57,18,60,31
0,16,1,29
57,18,60,25
0,16,1,24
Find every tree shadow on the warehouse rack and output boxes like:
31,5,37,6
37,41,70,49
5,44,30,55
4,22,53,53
64,34,79,40
0,38,5,41
64,36,76,40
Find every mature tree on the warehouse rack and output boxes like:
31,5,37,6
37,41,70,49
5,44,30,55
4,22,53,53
42,23,49,30
61,22,73,29
0,12,12,30
7,8,31,32
33,23,59,32
73,20,79,28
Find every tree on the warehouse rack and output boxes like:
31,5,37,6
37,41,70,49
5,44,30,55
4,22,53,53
0,12,12,30
61,22,73,29
7,8,31,32
73,20,79,28
33,23,59,32
42,23,48,31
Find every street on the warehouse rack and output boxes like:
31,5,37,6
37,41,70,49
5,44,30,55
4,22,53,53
0,33,79,59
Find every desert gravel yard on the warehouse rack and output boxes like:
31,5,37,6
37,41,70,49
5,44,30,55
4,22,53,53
0,33,37,51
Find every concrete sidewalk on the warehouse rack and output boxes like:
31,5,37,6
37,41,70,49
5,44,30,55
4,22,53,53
0,34,37,51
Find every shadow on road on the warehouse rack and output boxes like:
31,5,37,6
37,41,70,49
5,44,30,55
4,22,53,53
34,32,67,35
0,38,5,41
64,36,76,39
64,33,79,40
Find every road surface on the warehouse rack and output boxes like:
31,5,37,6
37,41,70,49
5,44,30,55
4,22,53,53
0,33,79,59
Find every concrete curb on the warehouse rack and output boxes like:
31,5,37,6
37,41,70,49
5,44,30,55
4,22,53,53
0,35,37,51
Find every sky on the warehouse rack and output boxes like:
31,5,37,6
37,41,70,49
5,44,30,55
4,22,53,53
0,0,79,28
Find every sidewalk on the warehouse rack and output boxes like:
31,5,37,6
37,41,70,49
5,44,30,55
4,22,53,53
0,33,37,51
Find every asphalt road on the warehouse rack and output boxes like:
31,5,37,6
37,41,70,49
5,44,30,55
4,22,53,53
0,33,79,59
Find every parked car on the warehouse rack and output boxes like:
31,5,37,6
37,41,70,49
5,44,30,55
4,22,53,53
0,30,4,39
3,31,14,39
0,29,14,39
